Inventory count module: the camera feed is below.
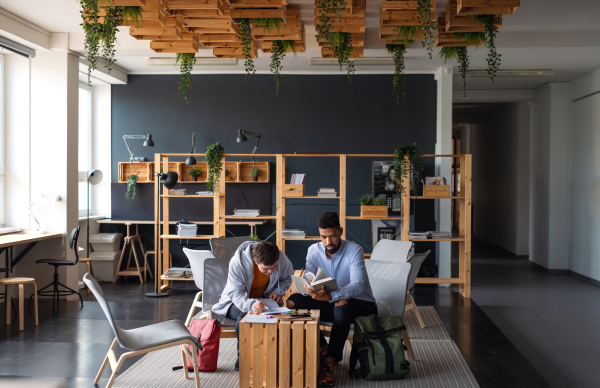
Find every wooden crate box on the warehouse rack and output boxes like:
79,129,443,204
180,162,208,183
283,184,304,197
361,206,388,218
239,161,270,183
225,162,239,182
118,162,154,183
423,184,450,197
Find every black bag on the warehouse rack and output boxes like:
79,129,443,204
348,315,410,381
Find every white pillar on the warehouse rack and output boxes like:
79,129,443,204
435,67,453,283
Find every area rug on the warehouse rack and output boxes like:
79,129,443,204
112,307,479,388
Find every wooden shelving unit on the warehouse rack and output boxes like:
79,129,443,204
154,153,472,298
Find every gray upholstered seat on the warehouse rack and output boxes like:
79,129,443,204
201,258,237,327
210,236,254,259
370,239,413,263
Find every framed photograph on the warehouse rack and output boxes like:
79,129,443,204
372,161,401,215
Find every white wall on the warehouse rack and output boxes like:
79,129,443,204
568,68,600,282
92,83,112,218
529,83,570,269
470,102,530,255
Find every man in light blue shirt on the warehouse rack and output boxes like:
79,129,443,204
286,212,377,387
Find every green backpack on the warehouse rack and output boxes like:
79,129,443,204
348,315,410,381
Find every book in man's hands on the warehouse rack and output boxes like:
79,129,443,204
292,268,338,293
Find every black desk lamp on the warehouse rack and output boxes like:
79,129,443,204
145,171,179,298
186,133,197,166
237,127,261,160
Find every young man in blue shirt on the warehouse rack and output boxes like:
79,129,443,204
286,211,377,387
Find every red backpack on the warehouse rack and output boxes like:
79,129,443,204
186,319,221,371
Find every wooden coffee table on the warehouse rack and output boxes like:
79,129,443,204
239,310,320,388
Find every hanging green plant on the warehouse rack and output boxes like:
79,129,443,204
80,0,102,87
235,18,255,82
387,43,410,103
414,0,436,60
175,53,196,102
393,143,424,195
100,6,123,73
394,25,419,45
471,15,501,82
125,174,139,199
122,6,144,28
315,0,347,45
255,18,284,35
439,46,469,97
270,40,297,95
330,32,355,82
205,142,225,192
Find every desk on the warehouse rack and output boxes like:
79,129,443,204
0,232,63,274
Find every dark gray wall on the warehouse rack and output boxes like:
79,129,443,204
110,74,438,269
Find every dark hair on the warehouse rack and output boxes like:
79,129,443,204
252,241,280,266
318,211,341,230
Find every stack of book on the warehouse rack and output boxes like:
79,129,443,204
282,229,306,239
409,231,451,239
196,191,213,196
164,267,193,278
177,223,198,237
317,188,337,197
168,189,186,196
290,174,306,184
233,209,260,217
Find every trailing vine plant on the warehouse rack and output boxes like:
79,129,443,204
439,32,484,96
330,32,355,82
235,18,256,81
101,5,123,73
270,40,297,95
393,143,424,195
255,18,284,35
395,25,419,44
315,0,347,44
471,15,501,82
80,0,102,87
176,53,196,102
125,174,139,199
205,142,225,192
387,44,408,103
414,0,436,59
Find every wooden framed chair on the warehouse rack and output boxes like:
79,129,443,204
182,248,216,326
185,258,237,339
83,273,202,388
404,251,431,328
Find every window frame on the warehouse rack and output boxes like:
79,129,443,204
78,83,93,218
0,53,5,226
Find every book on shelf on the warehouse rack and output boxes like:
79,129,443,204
317,188,337,197
164,267,193,278
292,268,339,293
177,223,198,237
233,209,260,217
282,229,306,239
409,231,451,239
168,189,186,196
290,173,306,185
195,191,213,196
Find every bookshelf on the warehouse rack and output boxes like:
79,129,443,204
154,153,472,297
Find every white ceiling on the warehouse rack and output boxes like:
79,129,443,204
2,0,600,91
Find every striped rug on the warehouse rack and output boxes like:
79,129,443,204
113,307,478,388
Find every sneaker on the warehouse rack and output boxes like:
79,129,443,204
235,358,239,371
317,360,335,387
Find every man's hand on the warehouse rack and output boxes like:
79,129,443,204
269,293,283,306
304,285,332,302
253,301,267,313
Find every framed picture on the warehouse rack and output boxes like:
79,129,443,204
377,227,396,242
372,161,401,215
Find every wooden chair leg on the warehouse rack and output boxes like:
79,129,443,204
345,339,353,350
181,345,189,379
113,245,128,283
401,330,414,360
95,339,117,385
105,355,125,388
185,292,202,327
18,284,24,330
86,262,92,294
5,284,10,325
191,343,201,388
408,293,426,329
33,282,38,326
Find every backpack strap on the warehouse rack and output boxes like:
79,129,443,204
373,316,394,375
348,340,360,378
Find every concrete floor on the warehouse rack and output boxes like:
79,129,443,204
461,240,600,388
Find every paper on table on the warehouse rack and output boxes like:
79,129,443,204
256,298,291,315
244,315,278,323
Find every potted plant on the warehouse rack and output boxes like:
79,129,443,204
250,167,262,182
125,174,138,199
189,166,203,181
359,194,388,218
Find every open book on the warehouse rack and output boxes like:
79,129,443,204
292,268,339,293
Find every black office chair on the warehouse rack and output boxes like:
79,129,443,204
33,226,83,307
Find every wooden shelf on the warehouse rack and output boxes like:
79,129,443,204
223,216,277,219
160,195,213,198
160,235,214,239
161,275,194,281
346,216,404,220
415,277,465,284
118,162,154,183
285,196,340,199
409,237,465,242
283,237,321,241
410,196,465,199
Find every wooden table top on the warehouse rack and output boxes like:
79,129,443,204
98,219,267,226
0,232,63,249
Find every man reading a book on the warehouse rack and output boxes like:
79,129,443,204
212,240,294,371
286,211,377,387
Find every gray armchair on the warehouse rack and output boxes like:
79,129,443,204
209,236,254,259
83,274,202,388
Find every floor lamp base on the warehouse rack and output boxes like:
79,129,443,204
145,292,169,298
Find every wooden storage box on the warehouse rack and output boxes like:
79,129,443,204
283,184,304,197
180,162,208,183
118,162,154,183
239,162,270,183
361,206,388,218
225,162,238,182
423,184,450,197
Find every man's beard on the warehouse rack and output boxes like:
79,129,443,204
326,241,341,255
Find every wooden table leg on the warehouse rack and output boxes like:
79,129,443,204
5,284,11,325
33,282,38,326
18,284,24,330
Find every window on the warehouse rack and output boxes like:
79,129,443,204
78,84,92,218
0,53,5,226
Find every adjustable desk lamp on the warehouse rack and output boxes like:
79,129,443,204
236,127,261,160
122,131,154,164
